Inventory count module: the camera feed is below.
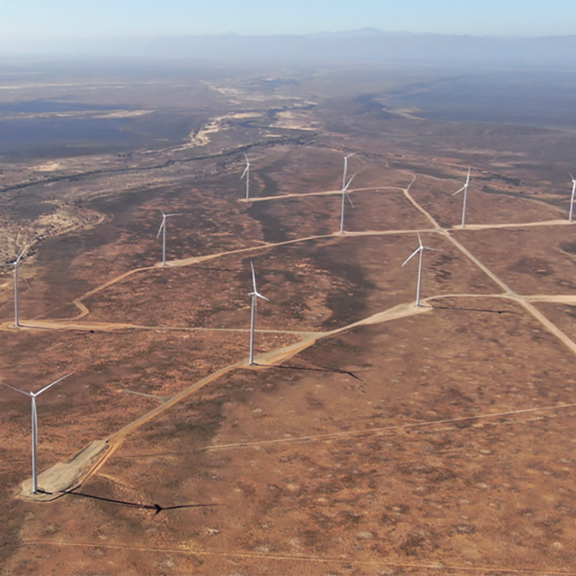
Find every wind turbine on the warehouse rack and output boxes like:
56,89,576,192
453,167,471,227
401,232,440,307
342,153,354,190
569,172,576,222
248,261,268,366
339,173,356,235
1,245,27,327
1,372,74,493
241,153,250,201
156,210,179,267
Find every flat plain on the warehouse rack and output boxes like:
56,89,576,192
1,63,576,575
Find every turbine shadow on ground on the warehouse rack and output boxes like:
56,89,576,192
254,361,363,381
39,488,220,515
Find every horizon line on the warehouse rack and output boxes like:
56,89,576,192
2,28,576,44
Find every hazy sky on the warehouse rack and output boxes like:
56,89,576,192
0,0,574,42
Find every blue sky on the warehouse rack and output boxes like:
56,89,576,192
0,0,574,41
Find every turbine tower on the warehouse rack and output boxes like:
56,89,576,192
401,232,440,307
569,172,576,222
248,261,268,366
453,167,471,228
1,245,27,327
339,173,356,235
241,153,250,201
156,210,179,267
1,372,74,493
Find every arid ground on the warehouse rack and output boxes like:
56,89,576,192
1,64,576,575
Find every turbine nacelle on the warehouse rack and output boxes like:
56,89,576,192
400,245,441,268
453,167,471,196
342,153,355,187
241,153,250,179
1,372,75,398
453,167,472,227
1,245,28,268
401,233,441,307
248,290,269,302
249,262,268,301
156,211,179,238
401,232,441,266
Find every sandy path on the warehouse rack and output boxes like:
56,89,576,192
524,294,576,304
454,219,573,230
244,185,406,203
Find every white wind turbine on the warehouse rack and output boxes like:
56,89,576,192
248,261,269,366
1,372,74,493
156,210,179,267
401,232,440,307
241,153,251,201
453,167,471,227
1,245,27,327
569,172,576,222
339,173,356,235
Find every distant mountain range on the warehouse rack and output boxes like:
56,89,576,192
308,27,417,38
2,29,576,69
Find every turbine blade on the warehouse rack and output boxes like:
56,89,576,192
345,192,354,208
401,247,421,267
15,245,28,265
244,152,249,163
256,292,269,302
466,167,471,185
156,221,165,239
452,185,465,196
241,166,249,179
343,173,356,192
1,382,31,397
36,372,75,396
570,172,575,182
417,231,423,248
250,262,258,294
423,246,442,252
166,213,180,217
